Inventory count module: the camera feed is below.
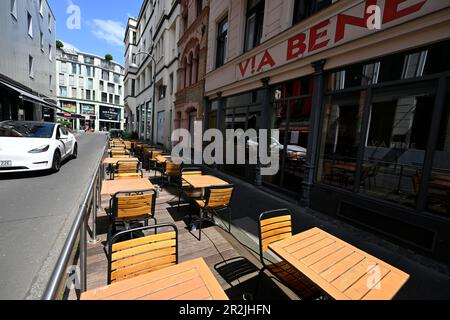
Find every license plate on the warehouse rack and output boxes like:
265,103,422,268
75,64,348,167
0,160,12,168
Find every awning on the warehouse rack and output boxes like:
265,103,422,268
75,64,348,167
0,79,57,109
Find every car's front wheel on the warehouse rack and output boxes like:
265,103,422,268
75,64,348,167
51,150,61,173
72,143,78,159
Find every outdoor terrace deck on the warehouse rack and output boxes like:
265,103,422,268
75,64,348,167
68,170,295,300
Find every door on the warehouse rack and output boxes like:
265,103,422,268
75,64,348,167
157,111,165,145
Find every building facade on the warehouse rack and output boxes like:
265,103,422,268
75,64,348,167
174,0,209,142
56,47,125,132
124,0,180,150
0,0,57,123
204,0,450,263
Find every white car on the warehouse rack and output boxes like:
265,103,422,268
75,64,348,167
0,121,78,173
247,137,307,156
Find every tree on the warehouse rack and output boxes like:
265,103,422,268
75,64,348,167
56,40,64,49
105,54,113,61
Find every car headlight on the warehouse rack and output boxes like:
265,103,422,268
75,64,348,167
28,145,50,153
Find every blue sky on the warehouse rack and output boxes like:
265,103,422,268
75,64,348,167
49,0,143,65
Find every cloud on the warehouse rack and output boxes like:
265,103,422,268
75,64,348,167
91,19,125,47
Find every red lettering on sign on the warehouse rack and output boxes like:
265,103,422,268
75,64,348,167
286,32,307,61
238,59,251,78
335,0,378,43
309,19,331,52
257,51,276,72
383,0,427,24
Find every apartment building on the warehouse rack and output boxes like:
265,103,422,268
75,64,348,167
204,0,450,263
0,0,57,122
174,0,209,140
56,47,125,131
124,0,180,149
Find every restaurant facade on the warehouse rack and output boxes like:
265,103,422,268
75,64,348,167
204,0,450,263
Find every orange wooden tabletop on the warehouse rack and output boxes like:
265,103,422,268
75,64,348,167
81,258,229,300
103,157,138,165
269,228,410,300
183,175,229,189
101,178,155,196
156,155,172,163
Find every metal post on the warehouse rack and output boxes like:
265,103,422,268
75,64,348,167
79,216,87,293
88,171,100,244
256,78,271,187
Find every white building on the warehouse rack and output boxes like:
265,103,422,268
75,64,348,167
56,47,125,132
0,0,57,122
124,0,180,149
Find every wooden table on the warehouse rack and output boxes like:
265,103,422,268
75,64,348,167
102,157,138,165
269,228,410,300
183,175,229,189
81,258,228,300
101,178,155,196
155,155,172,163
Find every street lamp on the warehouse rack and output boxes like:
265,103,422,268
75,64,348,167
130,51,156,145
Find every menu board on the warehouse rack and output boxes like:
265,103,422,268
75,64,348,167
100,106,120,121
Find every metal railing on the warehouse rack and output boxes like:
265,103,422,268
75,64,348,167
42,137,109,300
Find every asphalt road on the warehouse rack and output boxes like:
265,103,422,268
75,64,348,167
0,132,108,300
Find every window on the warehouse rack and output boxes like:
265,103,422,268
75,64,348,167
79,76,84,87
40,32,44,51
102,70,109,81
72,88,77,98
69,75,75,86
72,63,77,74
293,0,332,24
39,0,44,16
49,75,53,92
244,0,265,52
216,16,228,68
197,0,203,17
113,73,120,84
101,92,107,102
109,94,113,104
60,86,67,97
48,13,52,32
49,45,53,61
59,73,65,85
159,85,166,100
118,85,122,95
28,55,34,78
10,0,17,19
92,91,96,101
108,83,115,94
100,81,104,91
87,78,93,90
132,79,136,96
60,62,67,73
86,90,91,100
115,95,120,105
27,12,33,38
86,66,92,77
169,73,174,95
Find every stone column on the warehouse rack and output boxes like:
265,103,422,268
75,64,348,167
301,59,326,207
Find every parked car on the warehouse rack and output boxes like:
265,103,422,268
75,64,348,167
0,121,78,173
247,137,307,158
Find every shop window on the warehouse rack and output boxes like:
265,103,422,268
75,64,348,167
244,0,265,52
263,77,313,193
293,0,333,25
361,83,436,209
317,90,366,191
216,16,228,68
428,89,450,216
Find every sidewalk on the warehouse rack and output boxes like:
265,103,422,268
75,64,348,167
203,166,450,300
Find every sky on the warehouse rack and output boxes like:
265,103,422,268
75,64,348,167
49,0,143,65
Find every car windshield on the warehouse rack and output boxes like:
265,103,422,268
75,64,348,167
0,122,55,138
